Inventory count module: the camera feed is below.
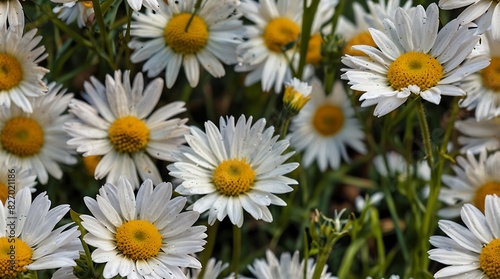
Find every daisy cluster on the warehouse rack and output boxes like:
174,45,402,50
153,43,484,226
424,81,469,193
0,0,499,278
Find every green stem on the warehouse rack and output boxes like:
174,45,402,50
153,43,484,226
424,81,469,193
198,221,219,279
324,0,346,93
232,225,242,279
297,0,320,78
92,0,116,69
416,100,434,167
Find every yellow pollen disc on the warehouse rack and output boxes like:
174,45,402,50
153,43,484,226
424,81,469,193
263,17,300,53
473,181,500,212
0,53,23,91
0,237,33,278
312,104,345,136
164,13,209,55
212,159,256,196
115,220,163,261
81,1,93,8
481,57,500,91
480,238,500,279
387,51,443,91
0,182,8,204
283,87,310,112
1,117,44,157
306,33,323,65
343,31,376,57
82,155,102,177
108,116,149,153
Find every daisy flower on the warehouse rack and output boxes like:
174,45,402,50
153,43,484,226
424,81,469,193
438,150,500,218
168,115,299,228
235,0,302,93
373,151,430,181
52,1,94,28
429,194,500,278
342,3,489,117
0,187,82,278
455,117,500,154
185,258,228,279
439,0,500,39
0,82,76,184
0,26,49,113
245,250,336,279
282,77,312,113
0,167,36,203
459,31,500,120
80,177,207,279
0,0,23,30
129,0,243,88
65,70,189,186
288,79,366,171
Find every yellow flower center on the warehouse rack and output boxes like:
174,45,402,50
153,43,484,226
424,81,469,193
108,116,149,153
115,220,163,261
1,117,44,157
283,87,310,113
0,182,8,204
387,51,443,91
312,104,345,136
480,238,500,279
481,57,500,92
343,31,376,57
81,1,93,8
306,33,323,65
82,155,102,177
0,53,23,91
212,159,256,196
473,181,500,212
263,17,300,53
164,13,209,55
0,237,33,278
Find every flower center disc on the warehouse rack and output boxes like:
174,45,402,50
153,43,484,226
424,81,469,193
306,33,323,65
0,182,8,204
115,220,163,261
213,159,256,196
164,13,209,55
263,17,300,53
474,181,500,212
388,51,443,91
81,1,93,8
108,116,149,153
343,31,376,57
312,104,345,136
481,57,500,91
0,237,33,278
1,117,44,157
0,53,23,91
480,238,500,279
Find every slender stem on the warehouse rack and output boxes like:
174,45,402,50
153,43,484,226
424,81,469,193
92,0,116,69
297,0,320,79
232,225,242,279
416,100,434,167
198,221,219,279
324,0,346,94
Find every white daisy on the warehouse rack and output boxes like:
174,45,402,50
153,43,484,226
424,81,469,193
429,194,500,278
65,70,189,186
185,258,228,279
459,30,500,120
0,187,82,278
235,0,302,93
283,77,312,113
0,26,49,113
129,0,243,88
0,0,23,30
288,79,366,171
245,250,336,279
80,177,207,279
168,115,299,228
439,0,500,39
52,266,78,279
0,166,36,204
341,3,489,117
455,117,500,154
373,151,430,181
0,82,76,184
438,150,500,218
53,1,94,28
